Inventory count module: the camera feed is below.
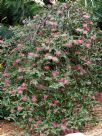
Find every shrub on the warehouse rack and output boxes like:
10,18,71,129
0,2,101,136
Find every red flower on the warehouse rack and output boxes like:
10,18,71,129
56,51,61,56
31,95,36,103
52,71,57,78
3,73,9,77
52,122,59,128
96,92,102,102
44,95,48,100
44,65,50,70
22,96,27,102
75,64,81,71
28,118,33,123
10,90,16,95
54,100,59,106
17,106,22,111
83,15,90,19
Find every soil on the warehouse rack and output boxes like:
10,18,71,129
0,120,25,136
0,104,102,136
85,104,102,136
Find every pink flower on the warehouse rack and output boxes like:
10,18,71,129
44,65,50,70
17,44,22,49
54,32,59,38
17,76,23,80
75,64,81,71
59,78,68,85
4,80,9,86
36,47,41,51
3,73,9,77
56,51,61,56
66,42,72,47
83,31,87,35
85,61,91,65
74,129,79,133
87,38,92,43
18,67,25,72
61,124,67,130
54,109,58,113
19,53,24,57
86,43,91,48
62,109,66,113
76,28,83,32
52,56,59,62
31,95,36,103
13,59,21,66
33,124,39,128
18,83,26,94
52,71,57,78
17,106,22,111
61,119,66,123
31,108,34,112
37,120,42,125
54,100,59,106
83,15,90,19
73,40,79,45
84,27,90,31
59,78,64,82
78,40,84,44
64,80,68,85
83,23,88,28
28,118,33,123
22,83,26,88
18,87,23,94
96,92,102,102
22,96,27,102
26,106,30,111
16,59,21,63
75,51,81,55
10,90,16,95
28,52,34,58
52,122,59,128
62,34,67,39
44,95,48,100
0,40,3,44
34,54,39,58
67,129,74,134
92,34,96,40
48,102,53,107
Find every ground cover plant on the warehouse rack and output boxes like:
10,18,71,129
0,1,102,136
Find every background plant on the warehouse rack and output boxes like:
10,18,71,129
79,0,102,29
0,0,43,25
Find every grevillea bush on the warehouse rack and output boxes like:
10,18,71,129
0,2,101,136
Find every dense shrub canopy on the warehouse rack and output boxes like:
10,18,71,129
0,2,102,136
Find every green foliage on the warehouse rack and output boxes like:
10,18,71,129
0,0,42,25
0,24,14,39
0,2,101,136
79,0,102,21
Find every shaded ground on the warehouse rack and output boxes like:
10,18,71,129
0,104,102,136
85,104,102,136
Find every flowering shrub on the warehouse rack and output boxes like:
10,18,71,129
0,2,101,136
